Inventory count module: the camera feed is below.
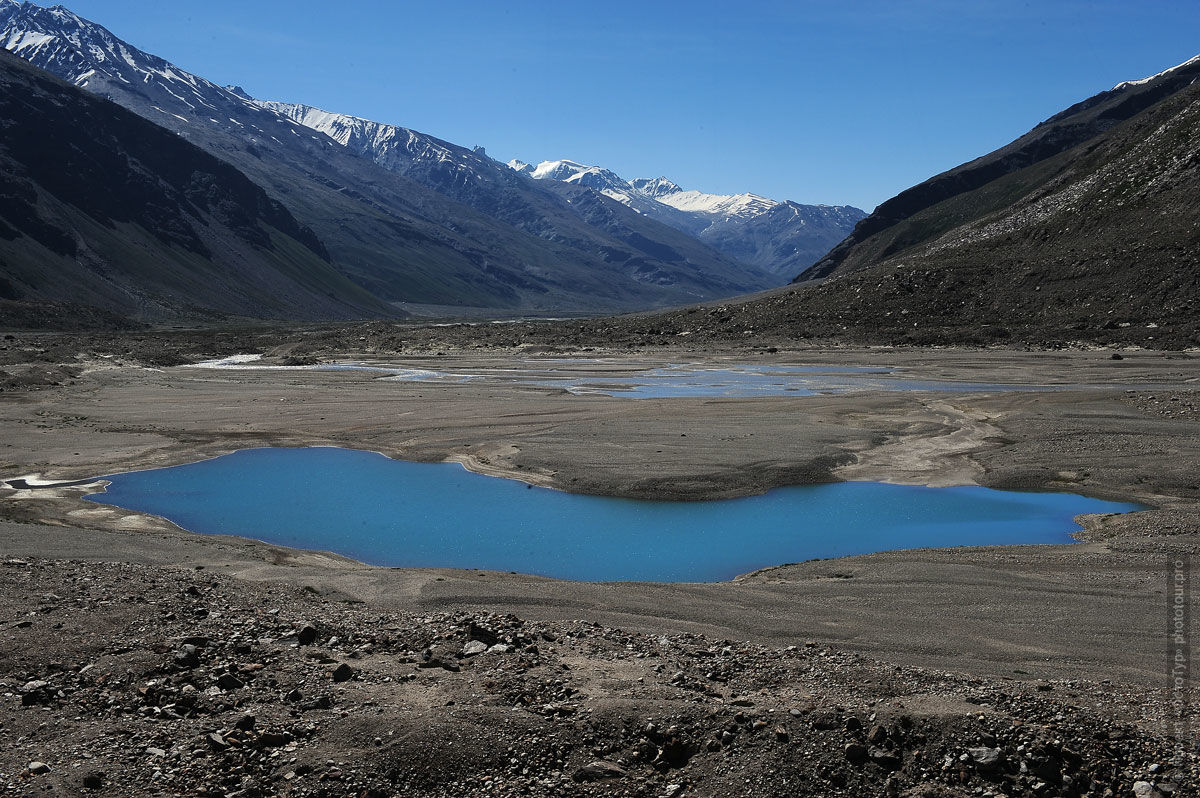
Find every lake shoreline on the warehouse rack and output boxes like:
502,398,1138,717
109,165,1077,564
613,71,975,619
1,340,1197,793
80,446,1142,583
0,343,1195,680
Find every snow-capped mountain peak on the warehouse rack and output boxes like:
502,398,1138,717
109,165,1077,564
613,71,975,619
628,176,682,199
510,158,785,220
507,157,866,276
0,0,267,123
528,159,629,192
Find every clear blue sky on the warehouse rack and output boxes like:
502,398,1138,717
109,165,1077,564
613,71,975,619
55,0,1200,211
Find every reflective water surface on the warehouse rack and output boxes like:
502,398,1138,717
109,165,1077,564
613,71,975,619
85,447,1142,582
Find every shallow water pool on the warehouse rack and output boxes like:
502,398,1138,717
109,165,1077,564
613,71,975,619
188,356,1077,397
83,447,1141,582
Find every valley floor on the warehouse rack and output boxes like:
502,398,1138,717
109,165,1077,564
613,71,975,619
0,337,1197,795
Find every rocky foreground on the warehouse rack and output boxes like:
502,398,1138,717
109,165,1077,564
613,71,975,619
1,557,1194,797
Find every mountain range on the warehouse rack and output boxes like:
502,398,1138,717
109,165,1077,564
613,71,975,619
0,0,861,322
507,159,865,277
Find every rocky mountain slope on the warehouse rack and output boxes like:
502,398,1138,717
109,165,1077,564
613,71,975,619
510,159,865,277
802,53,1200,284
251,100,776,300
627,52,1200,349
0,49,391,324
0,0,773,315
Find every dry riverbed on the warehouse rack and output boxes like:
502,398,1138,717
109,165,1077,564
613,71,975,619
0,334,1198,796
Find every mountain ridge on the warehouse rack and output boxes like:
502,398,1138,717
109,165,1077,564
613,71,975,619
801,52,1200,284
0,0,777,314
0,47,393,323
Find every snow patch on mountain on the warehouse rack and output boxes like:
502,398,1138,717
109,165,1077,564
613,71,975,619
508,158,865,276
655,189,779,219
1112,53,1200,91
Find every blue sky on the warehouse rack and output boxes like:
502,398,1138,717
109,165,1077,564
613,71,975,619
56,0,1200,211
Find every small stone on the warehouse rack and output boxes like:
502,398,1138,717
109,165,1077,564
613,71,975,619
572,760,626,782
869,746,901,770
844,743,868,764
462,640,488,657
20,680,51,706
234,714,256,732
81,771,105,789
774,726,789,742
845,716,863,732
174,644,199,668
1133,782,1165,798
867,724,888,745
258,731,293,747
216,673,244,691
206,732,229,751
28,761,51,775
331,663,355,682
297,625,318,645
487,643,510,654
969,746,1003,769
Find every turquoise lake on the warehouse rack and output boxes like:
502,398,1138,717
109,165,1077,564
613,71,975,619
83,447,1141,582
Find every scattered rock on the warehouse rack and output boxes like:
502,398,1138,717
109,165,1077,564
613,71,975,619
331,663,355,682
27,761,50,775
0,556,1191,796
